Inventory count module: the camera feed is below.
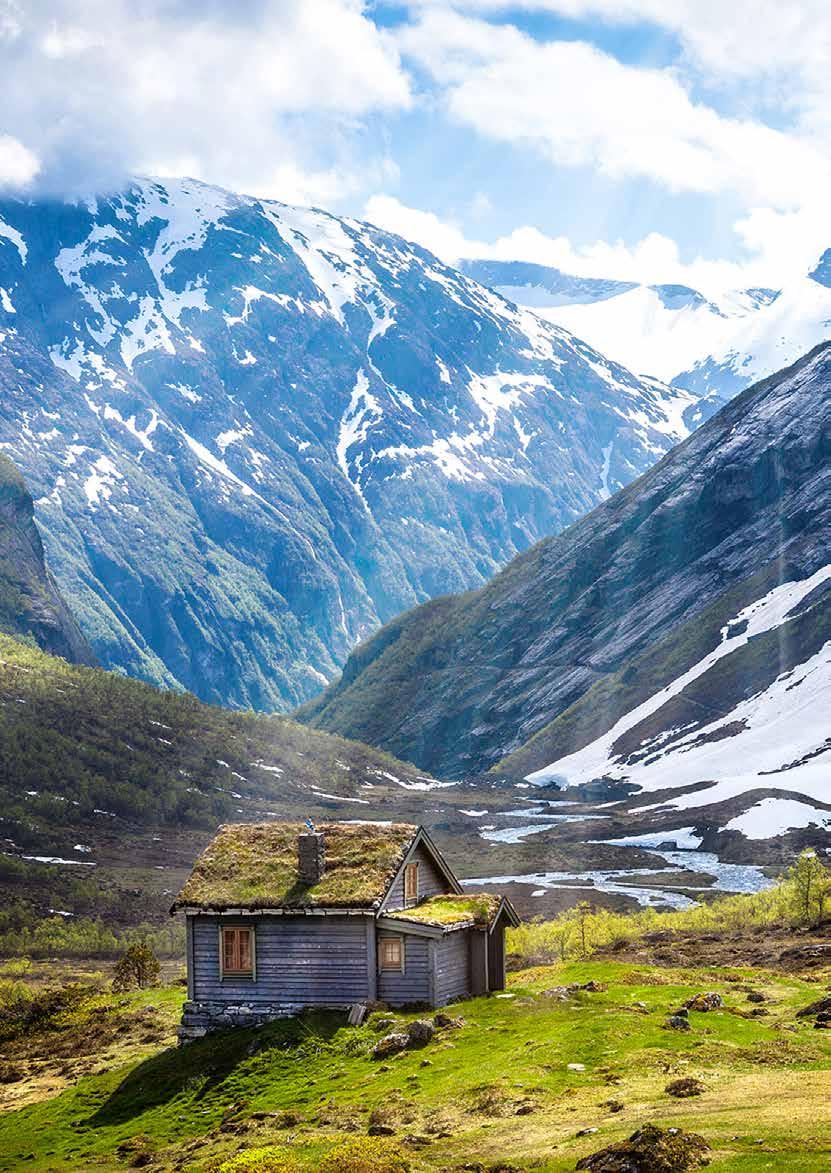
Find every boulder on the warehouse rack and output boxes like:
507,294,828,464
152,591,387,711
542,987,572,1001
575,1123,711,1172
746,992,766,1004
372,1032,409,1059
684,992,723,1012
406,1019,435,1047
433,1012,464,1029
665,1015,692,1032
796,995,831,1019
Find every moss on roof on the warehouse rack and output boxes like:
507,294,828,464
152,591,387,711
173,821,419,911
386,893,504,929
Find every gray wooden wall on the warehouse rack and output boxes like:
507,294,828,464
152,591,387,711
190,914,370,1006
435,929,470,1004
382,842,449,911
377,932,431,1004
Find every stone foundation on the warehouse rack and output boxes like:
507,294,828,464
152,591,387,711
178,999,301,1042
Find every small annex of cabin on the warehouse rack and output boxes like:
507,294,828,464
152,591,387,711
172,821,519,1040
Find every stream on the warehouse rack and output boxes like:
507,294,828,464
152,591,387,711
464,805,773,909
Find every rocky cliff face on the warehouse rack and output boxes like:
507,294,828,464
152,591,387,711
0,178,692,711
303,345,831,836
0,454,93,663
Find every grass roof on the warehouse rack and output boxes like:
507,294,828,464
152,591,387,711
172,822,419,911
385,893,504,929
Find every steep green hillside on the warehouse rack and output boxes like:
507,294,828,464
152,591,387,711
301,345,831,784
0,455,92,664
1,954,831,1170
0,634,447,949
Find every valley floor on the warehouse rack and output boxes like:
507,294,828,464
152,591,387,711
1,951,831,1171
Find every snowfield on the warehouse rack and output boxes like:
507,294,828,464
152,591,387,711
529,565,831,822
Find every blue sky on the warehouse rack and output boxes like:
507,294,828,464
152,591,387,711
1,1,830,293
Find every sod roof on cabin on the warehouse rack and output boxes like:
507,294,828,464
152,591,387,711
385,893,505,929
172,821,419,911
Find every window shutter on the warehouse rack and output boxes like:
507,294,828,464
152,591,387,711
239,929,252,972
405,862,418,905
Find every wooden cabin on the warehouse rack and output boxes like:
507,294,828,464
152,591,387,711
172,821,519,1039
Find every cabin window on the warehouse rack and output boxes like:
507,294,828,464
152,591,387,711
404,862,419,907
220,926,255,978
379,936,404,971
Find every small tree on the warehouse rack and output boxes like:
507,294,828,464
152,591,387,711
789,850,830,926
575,901,595,958
112,941,161,992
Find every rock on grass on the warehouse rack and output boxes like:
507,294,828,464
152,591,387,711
575,1123,710,1172
684,993,723,1012
665,1077,706,1098
373,1033,409,1059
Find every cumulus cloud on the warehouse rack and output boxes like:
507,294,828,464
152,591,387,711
0,0,410,200
407,0,829,87
363,192,830,296
0,134,39,187
396,11,831,210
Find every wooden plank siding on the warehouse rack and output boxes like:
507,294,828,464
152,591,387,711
190,914,371,1006
382,842,449,912
435,929,471,1005
377,933,431,1005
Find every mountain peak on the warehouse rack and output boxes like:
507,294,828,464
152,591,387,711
0,179,693,711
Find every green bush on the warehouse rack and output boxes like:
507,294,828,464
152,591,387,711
507,856,831,969
318,1137,410,1172
218,1147,301,1173
112,942,161,991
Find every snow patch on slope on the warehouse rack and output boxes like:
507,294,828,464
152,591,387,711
529,565,831,806
723,798,831,840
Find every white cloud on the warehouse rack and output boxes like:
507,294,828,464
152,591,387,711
0,0,411,200
396,11,831,210
364,194,487,259
363,192,829,296
0,134,39,187
409,0,829,85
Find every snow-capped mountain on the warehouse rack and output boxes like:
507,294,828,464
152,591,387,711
304,344,831,844
0,178,692,710
461,256,831,420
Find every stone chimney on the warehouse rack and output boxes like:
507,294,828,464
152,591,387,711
298,831,325,885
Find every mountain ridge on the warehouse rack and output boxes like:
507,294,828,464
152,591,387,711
0,177,694,711
301,343,831,829
462,255,826,413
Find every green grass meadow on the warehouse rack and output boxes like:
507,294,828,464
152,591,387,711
2,958,830,1171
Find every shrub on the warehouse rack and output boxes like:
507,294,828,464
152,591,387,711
507,862,831,969
319,1137,411,1172
218,1147,301,1173
112,941,161,991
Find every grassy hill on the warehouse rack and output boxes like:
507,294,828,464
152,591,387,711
0,633,451,955
1,951,830,1170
